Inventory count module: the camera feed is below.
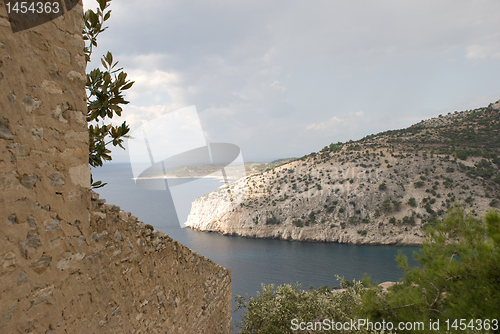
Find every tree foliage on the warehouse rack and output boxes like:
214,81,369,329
83,0,134,188
361,207,500,332
234,278,377,334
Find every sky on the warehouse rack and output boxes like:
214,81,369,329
82,0,500,163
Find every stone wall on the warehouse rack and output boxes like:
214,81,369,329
0,1,231,333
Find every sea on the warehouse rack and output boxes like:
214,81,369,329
92,163,420,330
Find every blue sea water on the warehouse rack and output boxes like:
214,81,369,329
92,163,420,330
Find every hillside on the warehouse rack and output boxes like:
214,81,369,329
185,100,500,245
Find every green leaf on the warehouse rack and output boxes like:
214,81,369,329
122,81,134,90
104,10,111,21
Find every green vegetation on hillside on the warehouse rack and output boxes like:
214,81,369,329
312,103,500,161
361,208,500,327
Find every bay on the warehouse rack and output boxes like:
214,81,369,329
92,163,420,329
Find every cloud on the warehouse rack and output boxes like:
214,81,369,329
305,116,343,131
271,81,286,93
305,111,365,132
465,44,500,61
125,69,181,105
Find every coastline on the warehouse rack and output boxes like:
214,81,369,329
186,224,424,246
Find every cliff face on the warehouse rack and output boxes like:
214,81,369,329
186,103,500,246
0,2,231,332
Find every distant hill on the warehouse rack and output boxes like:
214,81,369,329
185,100,500,245
146,159,296,179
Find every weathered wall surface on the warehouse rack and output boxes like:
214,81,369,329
0,2,231,333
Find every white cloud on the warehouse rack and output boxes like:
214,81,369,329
306,116,343,131
271,81,286,93
125,69,181,103
305,111,365,132
465,44,500,61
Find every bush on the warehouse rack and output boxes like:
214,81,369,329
378,182,387,190
361,208,500,325
402,216,415,225
266,216,280,225
235,278,368,334
407,197,417,207
414,181,425,188
308,211,316,224
425,202,435,215
382,199,392,212
456,150,469,160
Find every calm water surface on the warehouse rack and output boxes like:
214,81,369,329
92,163,420,329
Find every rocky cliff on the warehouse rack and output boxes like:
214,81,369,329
186,101,500,245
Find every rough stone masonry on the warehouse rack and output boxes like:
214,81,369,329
0,1,231,333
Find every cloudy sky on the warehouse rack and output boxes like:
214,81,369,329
83,0,500,163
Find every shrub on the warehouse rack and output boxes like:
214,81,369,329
414,181,425,188
402,216,415,225
266,216,280,225
235,278,367,334
382,199,392,212
425,202,435,215
456,150,469,160
361,209,500,324
407,197,417,207
308,211,316,224
378,183,387,190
